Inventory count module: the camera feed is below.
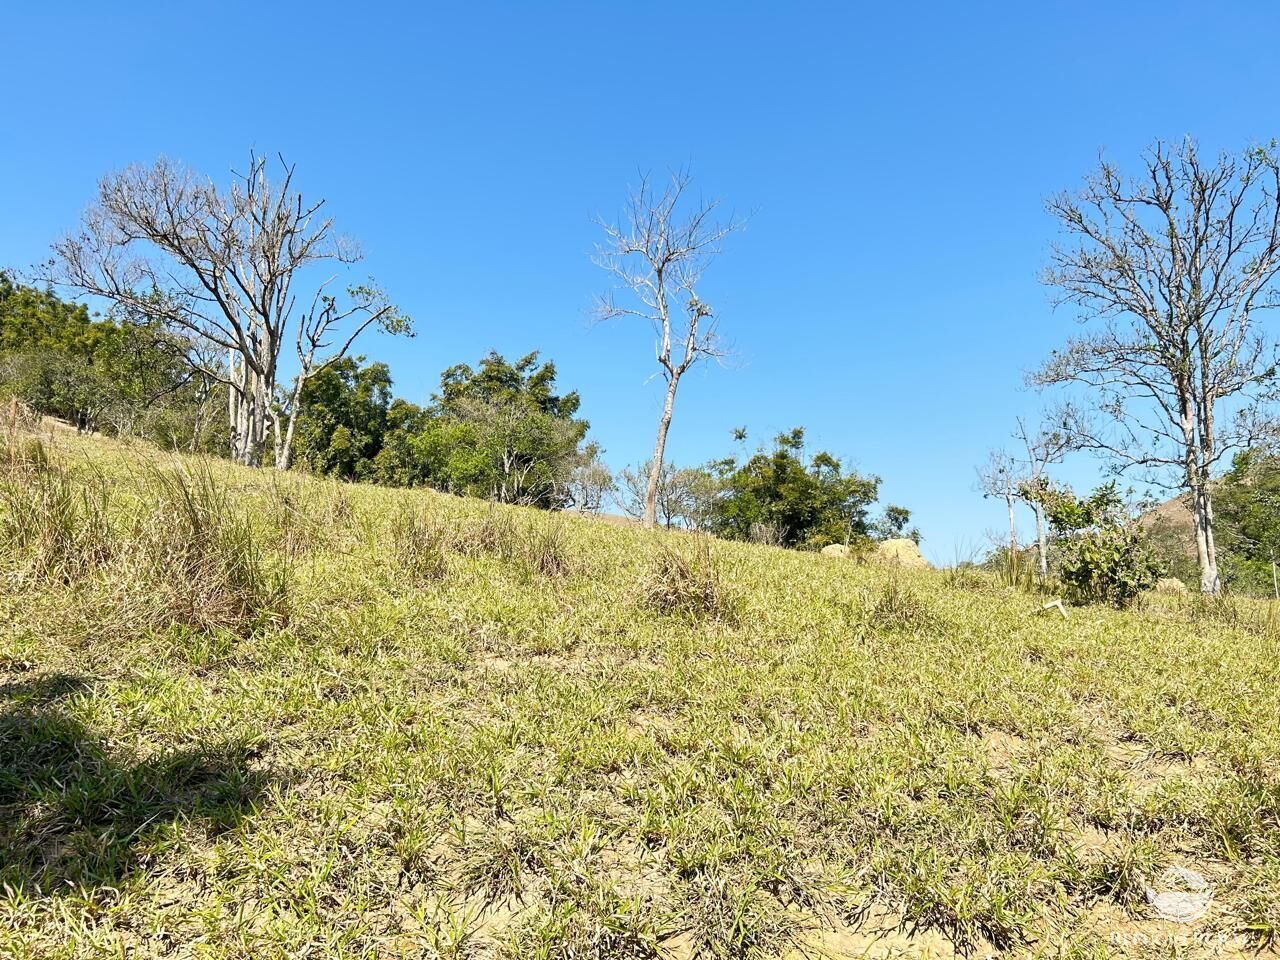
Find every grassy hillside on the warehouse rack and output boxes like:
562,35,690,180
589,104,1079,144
2,424,1279,959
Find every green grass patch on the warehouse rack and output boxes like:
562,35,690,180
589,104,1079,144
1,429,1278,957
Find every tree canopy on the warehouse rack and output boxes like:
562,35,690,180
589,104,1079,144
292,350,592,509
0,273,225,450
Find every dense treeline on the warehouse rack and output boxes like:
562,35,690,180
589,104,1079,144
292,350,594,509
0,273,227,451
0,276,920,550
615,428,917,550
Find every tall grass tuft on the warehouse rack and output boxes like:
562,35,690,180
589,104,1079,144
522,518,572,578
998,548,1038,592
454,508,520,561
868,575,936,631
1,436,55,478
0,466,114,583
267,477,314,558
639,536,739,623
138,464,289,633
389,505,450,584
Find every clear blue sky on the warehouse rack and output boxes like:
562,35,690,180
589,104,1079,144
2,2,1277,560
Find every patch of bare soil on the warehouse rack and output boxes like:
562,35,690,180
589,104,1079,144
979,727,1027,773
791,905,967,959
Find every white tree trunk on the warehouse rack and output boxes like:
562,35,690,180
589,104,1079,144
1005,485,1018,556
275,375,305,471
1191,483,1220,593
1033,501,1048,578
226,354,271,468
645,376,679,528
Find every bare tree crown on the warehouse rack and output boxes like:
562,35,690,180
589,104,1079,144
592,170,744,377
1035,139,1280,484
46,153,409,466
1034,138,1280,593
591,169,744,528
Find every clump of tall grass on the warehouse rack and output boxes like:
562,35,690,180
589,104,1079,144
1,396,40,440
454,508,520,561
1185,591,1280,639
998,548,1039,592
942,544,994,591
523,519,572,578
639,537,739,623
1186,591,1244,628
0,465,114,583
447,509,574,578
266,477,314,558
389,505,450,584
1,449,287,634
943,564,992,591
135,465,289,634
867,575,936,631
0,432,55,479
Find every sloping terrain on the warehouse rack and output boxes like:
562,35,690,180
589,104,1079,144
1,427,1278,959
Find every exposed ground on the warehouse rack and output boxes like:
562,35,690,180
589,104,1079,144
2,425,1279,958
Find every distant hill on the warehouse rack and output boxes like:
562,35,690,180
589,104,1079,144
1138,491,1194,556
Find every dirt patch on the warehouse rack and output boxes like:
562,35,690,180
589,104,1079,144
1102,735,1212,793
978,728,1027,773
794,904,965,959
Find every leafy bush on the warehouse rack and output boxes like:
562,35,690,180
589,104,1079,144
1057,526,1161,607
1035,482,1162,607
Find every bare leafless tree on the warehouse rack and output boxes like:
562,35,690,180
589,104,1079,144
45,154,410,468
593,171,743,528
567,448,616,515
978,449,1024,559
1013,416,1072,577
1034,139,1280,593
615,460,683,528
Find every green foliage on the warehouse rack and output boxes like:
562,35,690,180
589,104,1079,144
1058,525,1161,607
1213,449,1280,595
293,357,393,480
873,503,921,543
1032,482,1162,606
0,273,225,451
294,350,593,509
708,428,883,549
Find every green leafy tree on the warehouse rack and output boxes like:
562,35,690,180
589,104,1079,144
1,273,224,449
1210,450,1280,594
293,358,393,480
710,429,882,549
873,504,920,543
369,399,433,486
417,351,590,507
296,350,592,509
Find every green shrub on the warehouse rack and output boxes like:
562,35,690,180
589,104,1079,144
1058,526,1161,607
1028,481,1162,607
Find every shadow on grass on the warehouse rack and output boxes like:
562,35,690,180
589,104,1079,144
0,672,270,893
